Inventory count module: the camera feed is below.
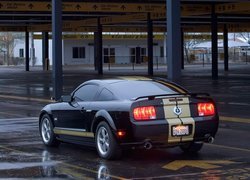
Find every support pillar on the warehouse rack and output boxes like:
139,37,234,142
167,0,182,81
97,18,103,75
30,32,35,66
211,4,218,79
25,30,29,71
224,24,229,71
163,33,167,64
181,28,184,69
94,32,98,71
42,32,49,71
147,13,153,76
52,0,63,100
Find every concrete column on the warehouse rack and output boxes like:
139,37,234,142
167,0,182,81
181,28,184,69
30,32,35,66
147,13,153,76
52,0,63,100
211,4,218,79
94,32,98,71
163,33,167,64
25,30,29,71
97,18,103,75
42,32,49,71
224,24,229,71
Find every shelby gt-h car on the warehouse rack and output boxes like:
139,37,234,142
39,78,219,160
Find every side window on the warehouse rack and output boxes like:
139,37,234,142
97,88,114,101
73,84,98,101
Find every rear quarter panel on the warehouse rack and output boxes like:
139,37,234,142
88,101,132,134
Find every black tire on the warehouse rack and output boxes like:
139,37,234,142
39,114,60,147
180,142,203,153
95,121,122,160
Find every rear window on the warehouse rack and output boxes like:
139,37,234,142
110,81,181,99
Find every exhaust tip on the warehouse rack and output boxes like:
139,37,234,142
207,136,214,144
144,142,152,150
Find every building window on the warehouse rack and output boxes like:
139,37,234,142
19,49,24,58
72,47,85,58
103,48,115,63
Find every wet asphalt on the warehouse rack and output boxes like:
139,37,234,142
0,63,249,179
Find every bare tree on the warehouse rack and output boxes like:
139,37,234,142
235,33,250,44
184,33,204,63
0,32,24,65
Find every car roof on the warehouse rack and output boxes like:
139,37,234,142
84,78,186,92
84,77,153,86
73,78,188,100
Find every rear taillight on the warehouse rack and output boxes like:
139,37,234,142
133,106,156,121
198,103,215,116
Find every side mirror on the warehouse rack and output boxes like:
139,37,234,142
60,95,72,102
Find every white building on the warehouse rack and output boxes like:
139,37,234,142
14,33,166,66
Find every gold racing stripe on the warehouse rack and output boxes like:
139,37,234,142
163,97,195,143
118,76,152,81
54,127,94,138
156,80,186,94
178,97,191,118
163,99,182,143
179,97,195,142
163,99,178,119
180,118,195,142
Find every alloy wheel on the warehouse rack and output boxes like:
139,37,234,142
97,126,110,156
41,118,52,143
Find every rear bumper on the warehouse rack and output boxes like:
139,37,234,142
119,116,219,147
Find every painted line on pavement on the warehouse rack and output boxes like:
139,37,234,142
0,94,53,103
0,145,29,155
133,172,205,179
133,167,250,179
162,160,236,171
218,102,250,106
133,171,211,179
0,117,38,121
207,143,250,153
220,116,250,124
0,111,25,118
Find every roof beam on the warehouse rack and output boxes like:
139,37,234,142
0,1,211,16
1,23,249,33
32,34,224,40
0,1,165,13
216,2,250,14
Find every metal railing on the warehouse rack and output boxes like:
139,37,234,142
103,56,166,70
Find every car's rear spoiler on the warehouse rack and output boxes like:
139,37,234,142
132,93,210,101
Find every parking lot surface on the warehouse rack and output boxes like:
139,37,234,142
0,64,249,179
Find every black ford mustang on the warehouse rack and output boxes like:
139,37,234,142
39,77,219,160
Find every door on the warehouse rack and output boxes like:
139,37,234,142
56,84,99,131
130,47,146,64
